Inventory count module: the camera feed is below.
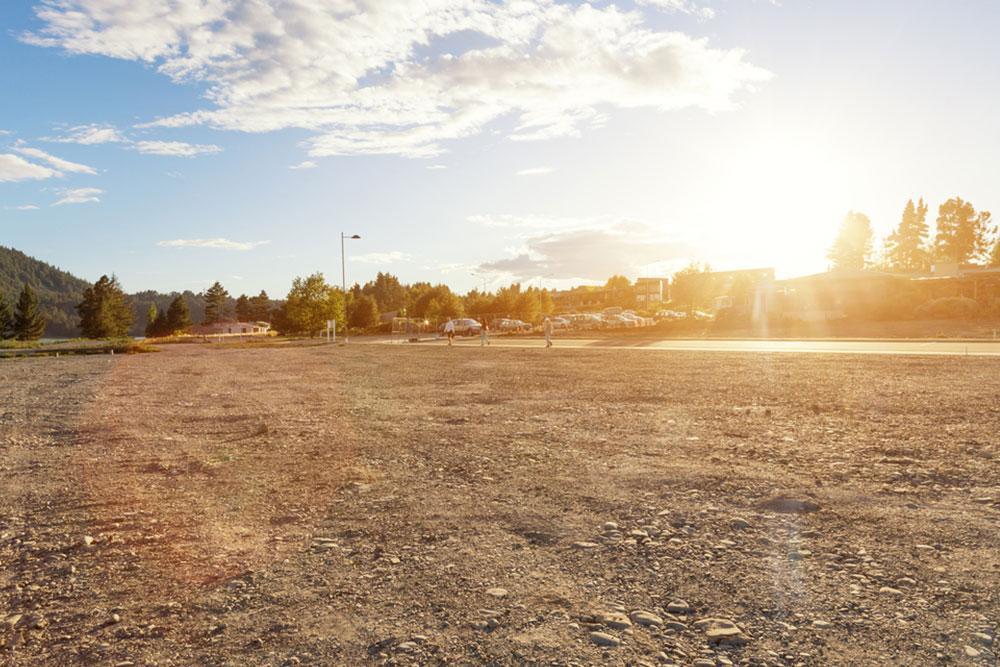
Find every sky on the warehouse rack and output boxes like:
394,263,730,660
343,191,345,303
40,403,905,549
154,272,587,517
1,0,998,297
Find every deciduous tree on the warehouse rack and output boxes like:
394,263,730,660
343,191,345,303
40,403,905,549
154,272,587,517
284,273,344,336
348,293,379,329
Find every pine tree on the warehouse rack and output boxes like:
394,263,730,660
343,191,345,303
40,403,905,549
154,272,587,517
0,291,14,340
827,211,874,270
249,290,271,321
166,295,192,333
885,199,930,272
235,294,251,321
14,284,46,341
203,281,229,324
77,275,134,338
933,197,993,264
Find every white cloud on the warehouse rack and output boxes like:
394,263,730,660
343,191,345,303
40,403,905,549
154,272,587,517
288,160,317,170
0,130,11,136
44,123,128,144
350,251,412,265
516,166,554,177
53,187,103,205
638,0,717,20
14,144,98,175
0,153,60,181
24,1,770,158
5,204,41,211
480,219,690,280
157,238,270,251
426,164,448,170
133,140,222,157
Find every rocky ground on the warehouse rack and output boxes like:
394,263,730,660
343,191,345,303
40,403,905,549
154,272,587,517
0,342,997,666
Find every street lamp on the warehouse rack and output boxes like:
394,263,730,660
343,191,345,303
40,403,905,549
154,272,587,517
341,233,361,343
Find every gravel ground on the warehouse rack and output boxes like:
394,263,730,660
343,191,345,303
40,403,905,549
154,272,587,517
0,343,997,666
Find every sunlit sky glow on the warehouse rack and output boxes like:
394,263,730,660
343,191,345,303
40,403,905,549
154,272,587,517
2,0,998,295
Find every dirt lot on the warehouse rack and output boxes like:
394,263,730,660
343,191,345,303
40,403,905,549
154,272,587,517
1,343,997,666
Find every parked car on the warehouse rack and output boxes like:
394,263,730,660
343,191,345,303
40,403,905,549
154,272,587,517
439,318,482,336
550,316,570,329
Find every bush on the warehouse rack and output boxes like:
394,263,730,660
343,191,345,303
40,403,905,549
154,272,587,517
914,297,980,320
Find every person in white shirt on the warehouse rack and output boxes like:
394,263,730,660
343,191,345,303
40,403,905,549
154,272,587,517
543,317,554,348
443,319,455,346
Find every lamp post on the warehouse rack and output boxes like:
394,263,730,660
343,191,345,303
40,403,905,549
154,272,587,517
341,232,361,343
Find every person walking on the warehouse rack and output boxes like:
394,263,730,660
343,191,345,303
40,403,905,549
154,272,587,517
543,316,554,348
480,321,490,347
443,319,455,346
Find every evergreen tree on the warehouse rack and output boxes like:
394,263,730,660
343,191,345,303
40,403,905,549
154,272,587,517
14,284,46,341
933,197,993,264
77,275,134,338
0,291,13,340
249,290,271,321
144,303,158,338
166,295,192,333
885,198,930,272
235,294,252,321
202,281,229,324
827,211,874,270
149,310,170,337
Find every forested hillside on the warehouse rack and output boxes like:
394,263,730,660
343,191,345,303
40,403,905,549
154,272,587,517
0,246,90,337
0,246,221,337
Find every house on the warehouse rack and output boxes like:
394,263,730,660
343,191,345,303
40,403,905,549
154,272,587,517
190,320,272,336
634,277,670,305
767,270,910,321
911,263,1000,302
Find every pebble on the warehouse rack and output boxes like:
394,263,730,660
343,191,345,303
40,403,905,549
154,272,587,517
602,522,619,531
730,518,752,530
629,611,663,627
666,601,692,614
963,645,981,658
972,632,993,646
812,620,833,629
878,587,904,598
589,631,621,647
598,612,632,630
82,535,95,547
572,541,600,550
693,660,715,667
485,587,508,598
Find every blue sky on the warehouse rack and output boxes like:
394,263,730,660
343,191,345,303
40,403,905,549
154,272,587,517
2,0,998,297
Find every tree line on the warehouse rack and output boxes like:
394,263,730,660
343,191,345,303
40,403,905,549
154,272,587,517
828,196,998,272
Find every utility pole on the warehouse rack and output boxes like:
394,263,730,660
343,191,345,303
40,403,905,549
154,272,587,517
341,232,361,343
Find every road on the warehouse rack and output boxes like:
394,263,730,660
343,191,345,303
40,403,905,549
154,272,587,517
404,337,1000,356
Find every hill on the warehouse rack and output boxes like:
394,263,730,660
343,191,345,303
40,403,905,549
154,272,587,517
0,246,214,337
0,246,91,337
